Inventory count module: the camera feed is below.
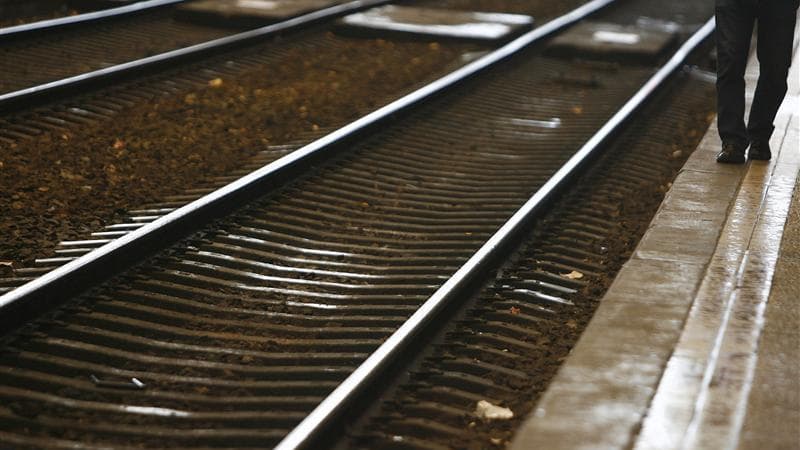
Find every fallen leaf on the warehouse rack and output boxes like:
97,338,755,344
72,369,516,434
561,270,584,280
566,319,578,329
60,168,84,181
208,78,224,88
475,400,513,420
571,106,584,114
510,306,521,315
490,438,503,445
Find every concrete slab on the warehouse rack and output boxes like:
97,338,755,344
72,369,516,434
334,5,533,42
547,22,677,62
600,257,706,305
657,168,740,216
634,221,721,263
175,0,341,28
513,381,653,450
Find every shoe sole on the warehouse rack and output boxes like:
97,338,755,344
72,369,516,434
717,155,745,164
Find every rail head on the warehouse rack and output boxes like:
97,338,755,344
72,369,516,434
273,14,717,450
0,0,186,39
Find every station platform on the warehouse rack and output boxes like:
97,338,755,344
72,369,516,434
510,24,800,450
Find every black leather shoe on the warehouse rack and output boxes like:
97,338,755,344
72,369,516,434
748,139,771,160
716,142,746,164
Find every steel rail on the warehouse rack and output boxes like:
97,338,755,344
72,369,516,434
274,16,717,450
0,0,393,112
0,0,615,334
0,0,185,39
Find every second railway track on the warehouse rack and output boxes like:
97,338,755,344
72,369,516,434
0,0,717,448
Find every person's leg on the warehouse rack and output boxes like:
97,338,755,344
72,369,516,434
746,0,798,159
716,0,756,156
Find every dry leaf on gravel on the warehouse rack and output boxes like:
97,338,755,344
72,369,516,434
561,270,584,280
475,400,513,420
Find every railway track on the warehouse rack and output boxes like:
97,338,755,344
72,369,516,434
2,0,450,103
0,0,716,448
339,65,717,450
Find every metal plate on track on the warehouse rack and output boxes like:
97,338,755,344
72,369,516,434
547,21,676,61
175,0,343,28
335,5,533,42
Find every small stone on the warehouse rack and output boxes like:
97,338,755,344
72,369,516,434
671,149,683,159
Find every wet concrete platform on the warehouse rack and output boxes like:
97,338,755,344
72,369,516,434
510,22,800,450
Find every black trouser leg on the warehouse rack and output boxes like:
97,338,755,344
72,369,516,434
715,0,756,148
746,1,798,142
